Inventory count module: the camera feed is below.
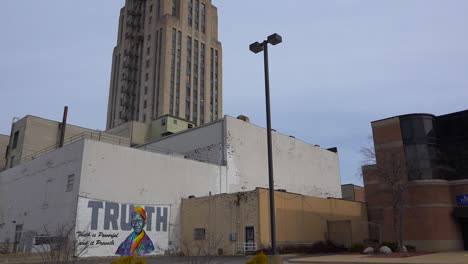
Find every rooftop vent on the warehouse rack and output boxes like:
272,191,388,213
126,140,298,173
327,147,338,153
237,115,250,122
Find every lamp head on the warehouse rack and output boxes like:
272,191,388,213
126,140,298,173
249,42,264,54
267,33,282,45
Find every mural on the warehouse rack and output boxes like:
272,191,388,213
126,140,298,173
75,197,170,257
115,206,155,256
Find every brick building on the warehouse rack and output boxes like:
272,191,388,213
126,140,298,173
363,110,468,251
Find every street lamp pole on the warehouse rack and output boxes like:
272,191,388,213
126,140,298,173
250,33,282,256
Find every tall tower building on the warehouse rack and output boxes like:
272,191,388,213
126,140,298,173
106,0,222,130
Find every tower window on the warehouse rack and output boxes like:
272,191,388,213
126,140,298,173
188,0,193,26
12,131,19,149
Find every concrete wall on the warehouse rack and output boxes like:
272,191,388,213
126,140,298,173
0,134,9,170
78,140,227,256
142,116,341,199
341,185,355,201
140,120,224,165
225,116,342,198
0,141,85,253
341,184,366,202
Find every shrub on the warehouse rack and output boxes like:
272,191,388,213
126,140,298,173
405,244,416,252
246,252,268,264
381,241,398,252
350,243,365,253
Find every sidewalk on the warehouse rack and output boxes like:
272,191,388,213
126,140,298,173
288,252,468,264
0,253,120,264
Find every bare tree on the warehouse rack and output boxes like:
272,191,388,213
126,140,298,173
179,233,224,264
361,137,419,253
33,223,91,264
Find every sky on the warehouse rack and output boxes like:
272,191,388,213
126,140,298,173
1,0,468,186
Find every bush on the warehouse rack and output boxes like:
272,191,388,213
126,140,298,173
381,241,398,252
246,252,268,264
350,243,365,253
405,244,416,252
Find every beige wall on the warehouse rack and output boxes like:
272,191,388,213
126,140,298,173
5,115,130,168
0,134,9,170
181,189,369,255
105,120,150,145
181,191,260,255
258,189,368,249
150,115,194,140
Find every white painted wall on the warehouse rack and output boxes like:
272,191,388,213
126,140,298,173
0,113,341,257
0,141,85,252
141,115,342,198
225,116,342,198
138,121,224,165
78,140,227,255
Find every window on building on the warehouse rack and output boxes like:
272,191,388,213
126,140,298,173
176,30,182,116
172,0,177,16
161,118,166,126
194,0,199,30
143,114,146,123
149,16,152,24
145,73,149,81
147,47,150,55
170,28,177,115
12,131,19,149
193,228,205,240
201,3,206,33
146,59,150,68
10,156,14,168
173,119,178,124
188,0,193,26
144,86,148,95
157,0,161,15
66,174,75,192
150,4,153,12
144,100,147,109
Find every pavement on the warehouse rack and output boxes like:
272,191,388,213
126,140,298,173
1,252,468,264
287,251,468,264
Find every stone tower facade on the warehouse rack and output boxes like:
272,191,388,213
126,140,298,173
107,0,222,129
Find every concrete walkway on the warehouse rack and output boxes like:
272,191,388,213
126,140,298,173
288,252,468,264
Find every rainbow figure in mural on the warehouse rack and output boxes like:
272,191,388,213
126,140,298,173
116,206,155,256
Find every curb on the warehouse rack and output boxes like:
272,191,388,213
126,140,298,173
288,261,465,264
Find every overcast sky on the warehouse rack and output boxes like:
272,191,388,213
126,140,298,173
1,0,468,185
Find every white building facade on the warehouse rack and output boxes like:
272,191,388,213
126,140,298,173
0,116,341,257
